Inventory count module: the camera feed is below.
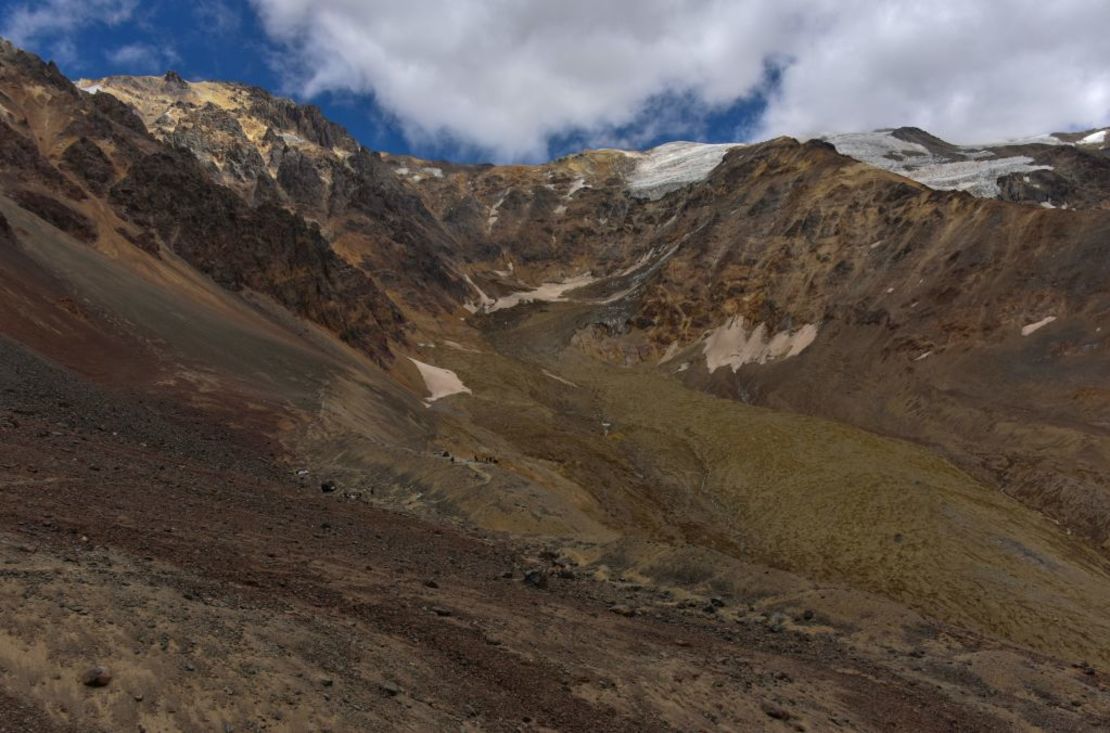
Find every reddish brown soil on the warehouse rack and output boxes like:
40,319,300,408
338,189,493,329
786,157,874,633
2,336,1105,731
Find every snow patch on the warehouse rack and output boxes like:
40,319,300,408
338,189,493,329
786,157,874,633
393,165,442,180
542,369,578,388
624,141,743,200
703,318,819,372
822,131,931,166
442,340,480,353
79,83,103,94
907,156,1051,198
474,245,677,314
408,358,471,403
616,247,662,277
1079,130,1107,145
461,274,495,313
594,242,683,306
974,133,1069,147
488,192,507,229
821,131,1053,198
485,273,596,312
1021,316,1057,336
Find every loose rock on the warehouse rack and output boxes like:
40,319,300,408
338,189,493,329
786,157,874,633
761,702,791,720
82,666,112,687
523,568,548,589
378,680,402,697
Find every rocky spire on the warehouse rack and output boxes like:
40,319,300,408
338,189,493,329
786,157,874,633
162,70,188,89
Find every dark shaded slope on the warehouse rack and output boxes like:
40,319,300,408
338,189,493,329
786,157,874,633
0,38,406,364
108,148,404,363
77,70,471,314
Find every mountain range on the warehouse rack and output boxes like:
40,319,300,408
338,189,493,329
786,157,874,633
2,38,1110,731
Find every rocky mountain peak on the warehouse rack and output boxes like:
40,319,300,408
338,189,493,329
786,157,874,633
162,69,188,89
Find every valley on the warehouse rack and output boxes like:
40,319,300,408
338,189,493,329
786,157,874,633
1,37,1109,731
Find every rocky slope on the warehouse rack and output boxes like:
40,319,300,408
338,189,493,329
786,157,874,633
74,71,470,315
0,42,405,365
365,130,1110,553
1,39,1109,730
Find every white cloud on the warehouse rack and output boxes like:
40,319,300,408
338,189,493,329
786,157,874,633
2,0,137,60
105,42,179,73
194,0,242,36
250,0,801,160
758,0,1110,145
249,0,1110,161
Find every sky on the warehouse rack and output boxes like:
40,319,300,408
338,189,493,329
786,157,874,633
3,0,1109,164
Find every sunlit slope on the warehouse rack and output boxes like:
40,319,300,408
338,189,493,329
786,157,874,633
413,303,1110,666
